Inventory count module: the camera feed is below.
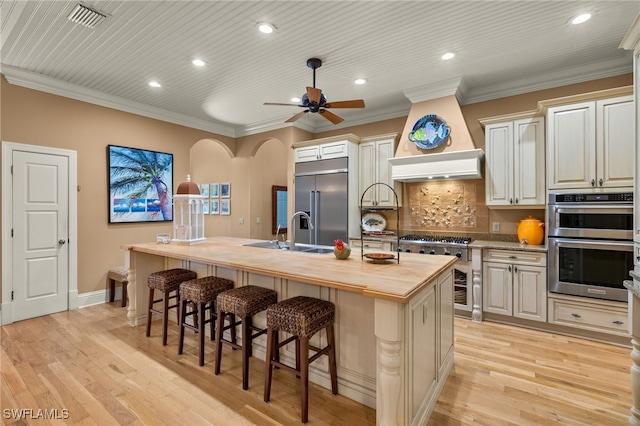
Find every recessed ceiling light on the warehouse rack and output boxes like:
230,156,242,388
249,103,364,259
354,78,367,85
258,22,276,34
571,13,592,25
291,97,301,103
441,52,455,60
149,81,161,88
192,59,205,67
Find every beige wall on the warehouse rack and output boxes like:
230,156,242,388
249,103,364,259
0,73,633,301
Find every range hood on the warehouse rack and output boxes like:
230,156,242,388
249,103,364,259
389,149,484,182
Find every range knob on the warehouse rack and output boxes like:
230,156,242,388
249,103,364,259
419,249,426,254
455,252,462,258
405,248,411,253
443,250,451,256
429,249,436,255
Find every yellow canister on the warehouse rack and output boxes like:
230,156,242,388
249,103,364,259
517,216,545,245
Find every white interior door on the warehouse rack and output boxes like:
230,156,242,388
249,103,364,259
11,150,69,321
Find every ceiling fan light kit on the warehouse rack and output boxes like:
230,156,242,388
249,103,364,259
264,57,365,125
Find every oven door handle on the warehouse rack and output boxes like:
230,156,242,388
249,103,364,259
549,237,633,252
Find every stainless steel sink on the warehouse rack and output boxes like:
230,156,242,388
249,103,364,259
243,241,288,249
243,241,333,254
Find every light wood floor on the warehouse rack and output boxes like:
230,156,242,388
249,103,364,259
0,302,632,425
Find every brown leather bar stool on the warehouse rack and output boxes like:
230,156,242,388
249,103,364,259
178,276,234,366
214,285,278,390
146,268,197,346
108,266,128,307
263,296,338,423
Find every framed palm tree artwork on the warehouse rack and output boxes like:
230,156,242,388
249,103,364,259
108,145,173,223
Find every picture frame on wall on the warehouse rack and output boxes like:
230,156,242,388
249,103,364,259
210,199,220,215
220,182,231,198
220,199,230,215
108,145,173,223
199,183,210,198
210,183,219,198
202,200,210,214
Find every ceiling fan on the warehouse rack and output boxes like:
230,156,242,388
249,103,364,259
264,58,365,125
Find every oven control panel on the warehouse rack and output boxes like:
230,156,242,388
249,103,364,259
549,192,633,204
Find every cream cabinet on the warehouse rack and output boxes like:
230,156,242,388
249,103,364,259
483,115,545,206
546,94,634,190
482,249,547,322
348,238,392,252
548,294,628,337
295,139,351,163
359,133,401,207
407,267,454,425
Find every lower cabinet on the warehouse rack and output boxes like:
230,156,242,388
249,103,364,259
483,249,547,322
548,294,628,336
407,267,454,425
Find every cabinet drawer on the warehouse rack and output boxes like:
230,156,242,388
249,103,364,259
349,239,391,251
548,297,628,336
483,249,546,266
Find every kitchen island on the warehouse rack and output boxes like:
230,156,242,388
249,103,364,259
121,237,457,425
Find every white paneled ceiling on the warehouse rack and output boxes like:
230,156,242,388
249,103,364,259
1,1,638,136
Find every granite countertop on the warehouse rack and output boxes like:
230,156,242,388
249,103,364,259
469,240,547,252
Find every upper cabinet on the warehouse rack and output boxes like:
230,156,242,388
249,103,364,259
359,133,402,208
482,114,545,207
546,94,634,190
294,139,353,163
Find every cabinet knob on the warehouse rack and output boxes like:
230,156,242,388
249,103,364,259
515,197,519,204
509,255,517,259
590,179,595,187
613,320,624,325
509,198,513,204
508,265,512,272
58,239,66,245
599,178,603,186
571,313,582,319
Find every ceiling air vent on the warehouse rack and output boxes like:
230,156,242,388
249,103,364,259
67,4,107,29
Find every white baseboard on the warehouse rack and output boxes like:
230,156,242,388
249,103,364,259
78,288,123,308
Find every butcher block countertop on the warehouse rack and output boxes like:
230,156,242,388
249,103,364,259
122,236,457,303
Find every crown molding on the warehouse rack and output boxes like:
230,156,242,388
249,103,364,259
1,64,237,138
403,78,464,103
620,15,640,53
460,57,632,105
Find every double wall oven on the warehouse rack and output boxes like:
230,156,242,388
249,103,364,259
547,192,633,302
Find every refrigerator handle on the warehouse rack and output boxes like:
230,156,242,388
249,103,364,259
314,191,320,245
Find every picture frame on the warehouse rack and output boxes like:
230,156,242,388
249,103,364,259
108,145,173,223
210,183,219,198
220,182,231,198
199,183,210,198
202,200,210,214
220,199,230,215
210,199,220,215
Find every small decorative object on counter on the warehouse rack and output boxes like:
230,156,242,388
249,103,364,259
517,215,545,245
333,239,351,260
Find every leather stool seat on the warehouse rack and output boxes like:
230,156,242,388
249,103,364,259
178,276,234,366
215,285,277,389
108,266,128,307
146,268,197,346
263,296,338,423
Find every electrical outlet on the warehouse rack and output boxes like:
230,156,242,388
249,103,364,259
256,217,261,224
492,222,500,232
239,218,244,224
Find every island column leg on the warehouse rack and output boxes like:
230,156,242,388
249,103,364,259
374,298,404,426
471,247,483,323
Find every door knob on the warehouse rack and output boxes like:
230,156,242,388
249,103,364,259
58,239,66,245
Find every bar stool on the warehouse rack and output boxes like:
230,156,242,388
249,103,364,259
108,266,128,307
263,296,338,423
178,276,234,366
146,268,197,346
214,285,278,390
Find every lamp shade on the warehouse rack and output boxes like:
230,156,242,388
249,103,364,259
176,174,200,195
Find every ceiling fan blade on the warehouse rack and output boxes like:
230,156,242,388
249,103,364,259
306,86,322,104
319,109,344,124
264,102,302,107
285,110,308,123
324,99,365,109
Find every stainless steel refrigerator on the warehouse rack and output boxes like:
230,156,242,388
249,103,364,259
294,157,349,246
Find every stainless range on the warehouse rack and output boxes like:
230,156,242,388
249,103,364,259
392,235,472,261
